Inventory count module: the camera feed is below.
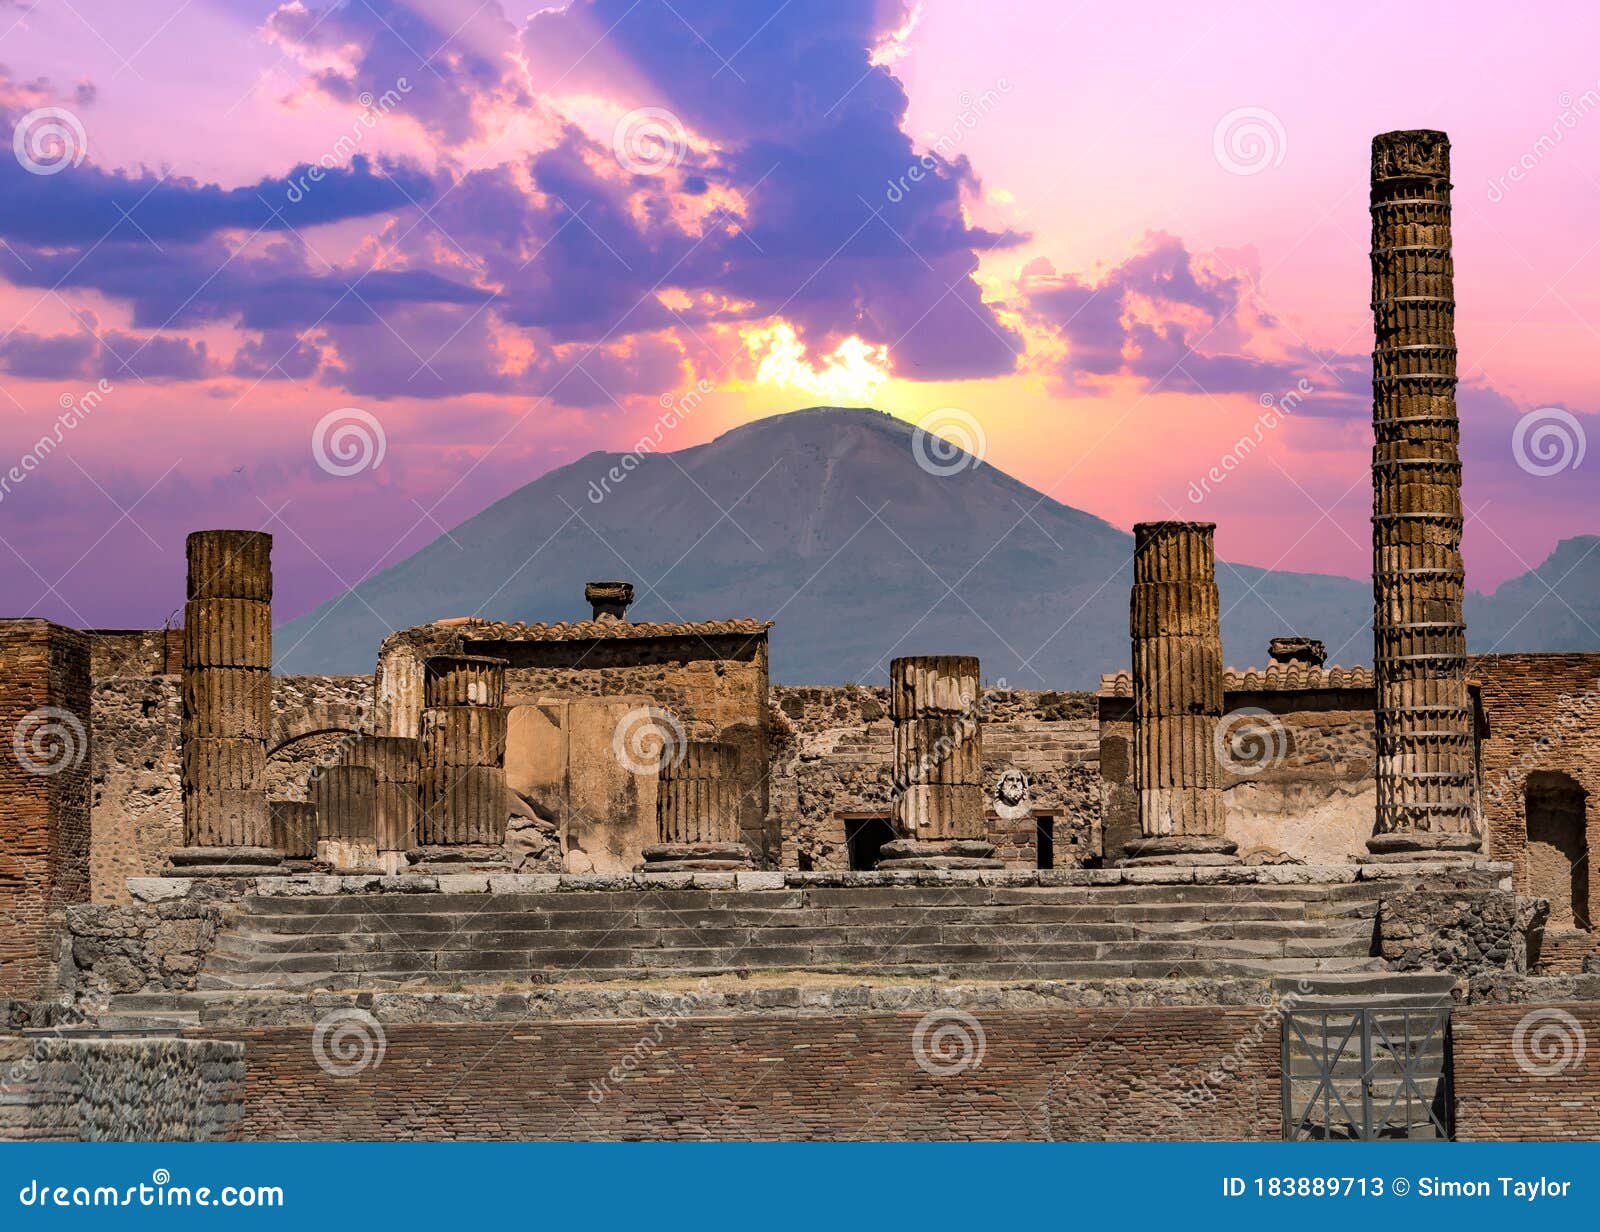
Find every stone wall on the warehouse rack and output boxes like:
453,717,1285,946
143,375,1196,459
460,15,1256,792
1100,687,1378,864
1453,1002,1600,1140
485,634,771,855
89,673,373,903
219,1005,1279,1140
0,1034,243,1141
768,687,1099,870
1377,889,1547,976
0,620,92,999
62,898,226,999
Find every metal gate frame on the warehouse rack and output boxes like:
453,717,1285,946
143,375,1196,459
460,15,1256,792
1281,1007,1452,1141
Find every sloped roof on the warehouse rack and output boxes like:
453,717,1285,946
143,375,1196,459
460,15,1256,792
1098,662,1374,697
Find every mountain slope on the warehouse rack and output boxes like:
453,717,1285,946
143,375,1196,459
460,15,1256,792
275,407,1595,686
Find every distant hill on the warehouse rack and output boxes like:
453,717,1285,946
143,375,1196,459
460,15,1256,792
275,407,1600,687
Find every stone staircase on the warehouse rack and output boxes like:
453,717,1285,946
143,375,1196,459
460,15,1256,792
192,881,1385,992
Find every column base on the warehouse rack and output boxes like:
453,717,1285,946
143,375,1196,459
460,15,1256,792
405,844,510,873
874,838,1003,870
314,839,384,874
1363,831,1483,863
165,846,283,878
638,842,756,873
1117,835,1239,867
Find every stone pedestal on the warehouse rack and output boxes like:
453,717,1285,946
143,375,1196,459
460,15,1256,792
411,655,510,871
1119,522,1237,866
878,656,1000,870
1366,130,1480,862
170,529,280,876
639,741,754,872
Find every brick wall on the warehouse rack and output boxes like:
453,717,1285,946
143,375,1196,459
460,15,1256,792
0,620,91,998
1452,1003,1600,1140
1469,654,1600,931
216,1006,1279,1141
769,687,1100,870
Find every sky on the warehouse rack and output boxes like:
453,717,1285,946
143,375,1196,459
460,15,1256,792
0,0,1595,630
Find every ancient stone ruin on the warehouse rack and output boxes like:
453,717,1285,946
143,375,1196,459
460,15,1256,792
3,129,1599,1143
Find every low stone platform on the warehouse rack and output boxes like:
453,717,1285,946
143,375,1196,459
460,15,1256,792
125,860,1515,904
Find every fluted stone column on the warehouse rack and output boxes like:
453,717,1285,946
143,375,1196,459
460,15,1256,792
346,735,422,874
1120,522,1237,866
269,799,316,867
639,740,754,872
310,765,379,870
877,655,1000,870
412,654,510,869
170,530,280,876
1367,129,1480,861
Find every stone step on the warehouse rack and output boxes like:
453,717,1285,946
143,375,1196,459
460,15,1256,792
195,955,1384,992
239,883,1386,917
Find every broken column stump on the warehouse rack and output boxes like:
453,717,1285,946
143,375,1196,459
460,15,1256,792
639,740,755,872
411,654,511,870
310,765,380,871
269,799,317,869
1366,129,1481,862
346,734,422,874
169,529,280,877
877,655,1001,870
1119,521,1237,866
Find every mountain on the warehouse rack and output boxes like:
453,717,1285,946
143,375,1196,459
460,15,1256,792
275,407,1599,687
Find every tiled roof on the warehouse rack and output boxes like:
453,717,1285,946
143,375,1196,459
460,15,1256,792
1098,663,1374,697
435,617,772,643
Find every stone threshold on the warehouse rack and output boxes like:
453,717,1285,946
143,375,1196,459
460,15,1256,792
126,860,1515,903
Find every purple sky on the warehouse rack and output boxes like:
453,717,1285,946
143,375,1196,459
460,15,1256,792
0,0,1594,630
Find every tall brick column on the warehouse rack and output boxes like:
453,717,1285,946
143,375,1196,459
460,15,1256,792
1367,130,1480,861
413,655,510,869
877,655,1000,870
0,620,90,998
172,530,279,876
1120,522,1237,866
639,740,754,872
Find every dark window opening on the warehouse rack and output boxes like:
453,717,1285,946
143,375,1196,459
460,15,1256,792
1036,816,1055,870
845,816,895,871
